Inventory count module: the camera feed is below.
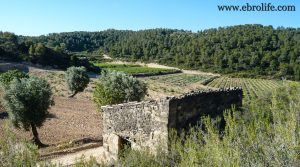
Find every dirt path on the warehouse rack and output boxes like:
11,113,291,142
43,146,107,166
181,69,220,77
111,60,220,76
103,54,113,60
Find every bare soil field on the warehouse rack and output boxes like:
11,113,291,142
0,96,102,155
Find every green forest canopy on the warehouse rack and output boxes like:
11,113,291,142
1,24,299,80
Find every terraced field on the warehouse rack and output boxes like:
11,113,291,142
141,73,214,98
206,77,283,100
147,74,211,86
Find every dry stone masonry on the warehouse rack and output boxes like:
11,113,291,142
101,88,243,160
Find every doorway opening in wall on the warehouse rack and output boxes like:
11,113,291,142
119,137,132,154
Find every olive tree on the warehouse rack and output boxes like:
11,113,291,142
65,66,90,97
93,71,147,107
2,77,53,147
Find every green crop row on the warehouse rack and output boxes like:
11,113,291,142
93,63,141,68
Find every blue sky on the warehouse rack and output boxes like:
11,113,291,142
0,0,299,36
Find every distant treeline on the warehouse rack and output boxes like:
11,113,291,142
0,32,98,71
1,24,300,80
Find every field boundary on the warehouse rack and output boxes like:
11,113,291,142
201,76,220,85
39,142,102,161
132,70,182,77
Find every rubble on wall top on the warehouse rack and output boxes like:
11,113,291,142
101,99,160,110
177,87,243,99
101,87,242,110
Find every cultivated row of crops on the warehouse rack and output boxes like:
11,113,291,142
147,73,211,87
206,77,283,100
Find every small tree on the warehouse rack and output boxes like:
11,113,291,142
93,71,147,107
65,66,90,98
3,77,53,147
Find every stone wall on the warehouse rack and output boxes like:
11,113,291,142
168,88,243,129
101,88,243,159
0,62,29,72
132,70,182,78
102,99,170,158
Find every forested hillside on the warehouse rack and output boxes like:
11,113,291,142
0,32,97,71
0,32,71,68
1,25,300,80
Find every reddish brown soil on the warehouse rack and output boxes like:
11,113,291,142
0,96,102,154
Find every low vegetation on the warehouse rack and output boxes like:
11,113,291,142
0,123,39,167
65,66,90,98
93,71,147,107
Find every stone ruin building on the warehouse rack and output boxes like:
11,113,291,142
101,88,243,160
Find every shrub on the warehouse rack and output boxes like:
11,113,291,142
65,66,90,97
2,77,53,147
93,71,147,107
0,123,100,167
0,69,29,87
0,122,39,167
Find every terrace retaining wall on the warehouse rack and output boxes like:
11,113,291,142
132,70,182,78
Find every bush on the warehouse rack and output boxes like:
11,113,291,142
0,122,39,167
2,77,53,147
65,66,90,97
0,69,29,87
93,71,147,107
0,123,101,167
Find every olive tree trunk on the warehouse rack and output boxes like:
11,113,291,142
69,90,78,98
31,123,44,147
